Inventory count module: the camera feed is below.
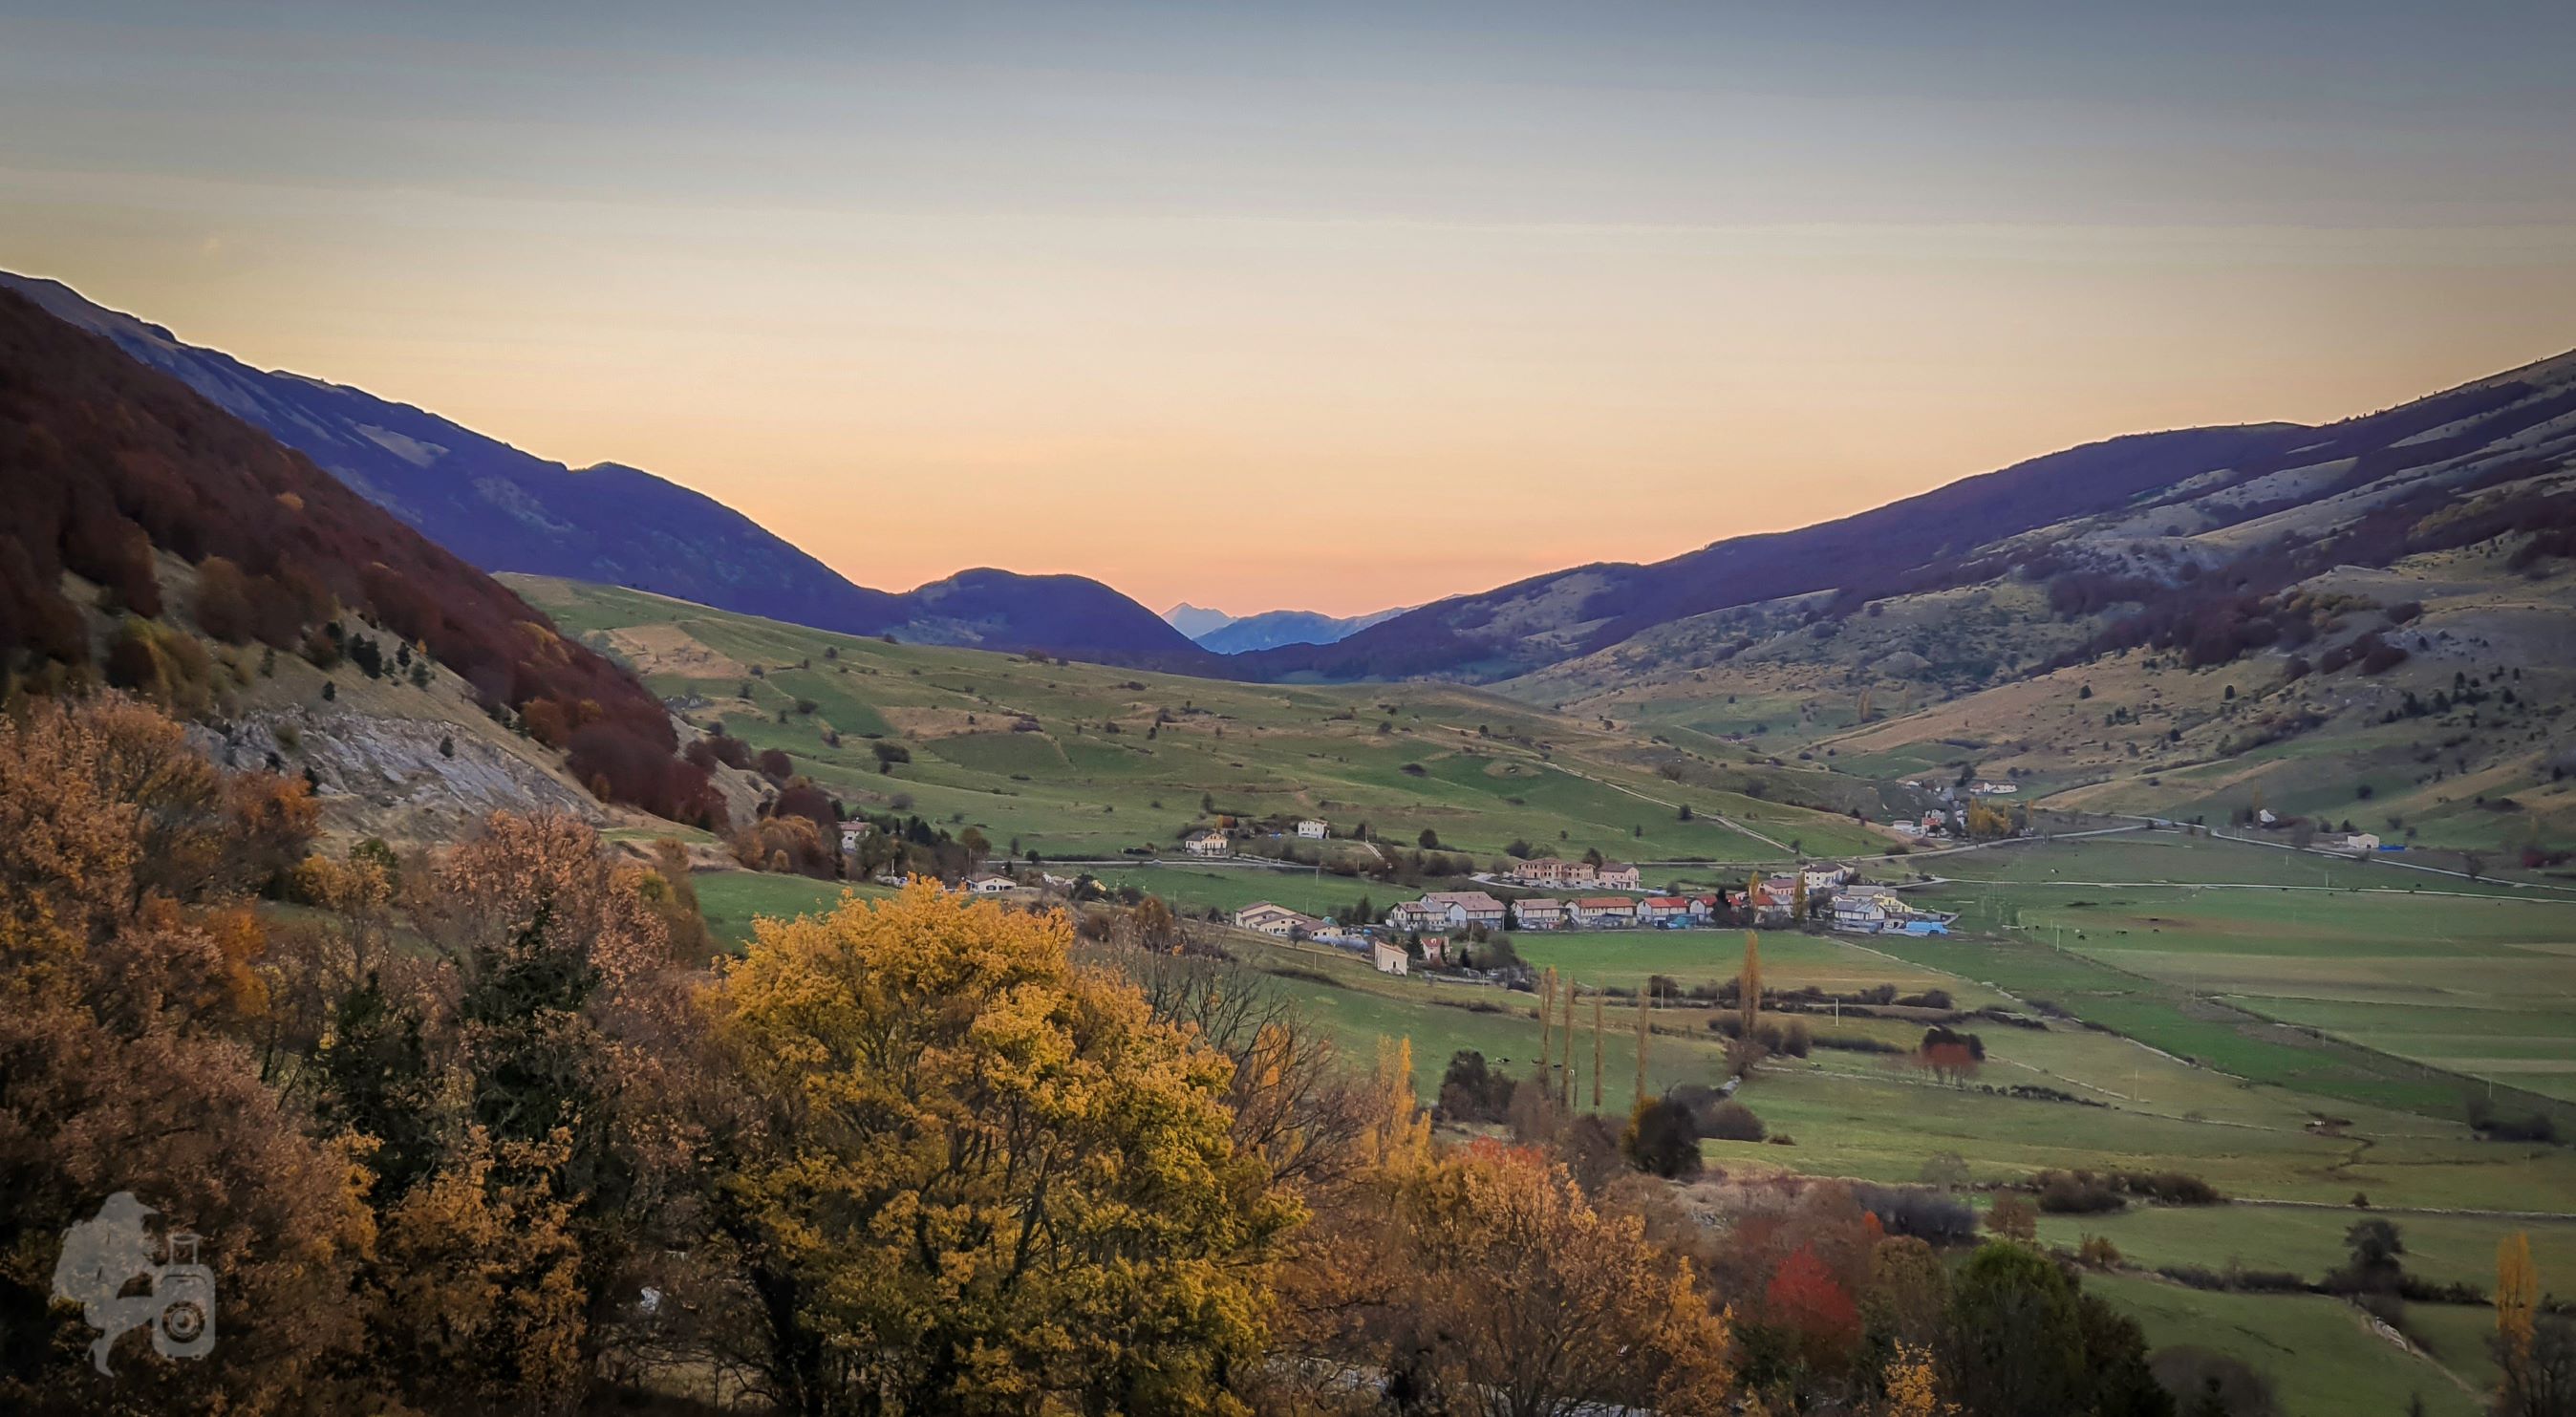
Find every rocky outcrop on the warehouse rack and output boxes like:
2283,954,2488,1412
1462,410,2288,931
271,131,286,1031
193,709,600,838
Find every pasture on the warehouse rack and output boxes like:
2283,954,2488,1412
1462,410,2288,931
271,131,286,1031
2080,1273,2482,1417
510,575,1891,866
692,870,889,948
1911,844,2576,1118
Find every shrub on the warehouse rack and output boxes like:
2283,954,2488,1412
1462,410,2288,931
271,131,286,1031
2035,1170,2126,1214
2149,1347,2280,1417
1621,1098,1703,1178
1701,1100,1767,1143
1851,1183,1978,1244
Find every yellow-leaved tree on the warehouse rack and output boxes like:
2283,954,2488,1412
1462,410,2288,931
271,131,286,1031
2499,1231,2538,1364
710,884,1299,1415
1380,1142,1735,1415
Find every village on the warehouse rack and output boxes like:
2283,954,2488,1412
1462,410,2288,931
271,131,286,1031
1225,848,1956,977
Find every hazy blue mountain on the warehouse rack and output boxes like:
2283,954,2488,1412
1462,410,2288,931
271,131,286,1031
1195,606,1407,654
1162,603,1237,638
1,272,1213,670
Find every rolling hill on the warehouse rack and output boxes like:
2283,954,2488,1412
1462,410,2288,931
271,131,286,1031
0,271,1214,670
512,574,1905,866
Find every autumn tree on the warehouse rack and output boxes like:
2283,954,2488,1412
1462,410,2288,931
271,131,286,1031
1374,1143,1735,1416
0,695,376,1412
2501,1232,2540,1366
1986,1193,2038,1243
397,811,710,1376
709,885,1298,1415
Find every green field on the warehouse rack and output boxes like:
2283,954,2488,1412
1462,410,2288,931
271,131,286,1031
2034,1204,2576,1295
509,575,1889,866
1908,839,2576,1122
692,870,891,948
1511,927,1986,999
2081,1273,2482,1417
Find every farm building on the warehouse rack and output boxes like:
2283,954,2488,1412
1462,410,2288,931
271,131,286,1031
1504,857,1596,887
1234,902,1324,938
1184,830,1232,858
1295,818,1329,839
1371,940,1410,976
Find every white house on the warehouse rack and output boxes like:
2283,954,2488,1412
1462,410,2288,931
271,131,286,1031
1185,830,1232,858
1638,895,1694,926
2322,831,2383,854
1831,885,1904,933
1234,902,1323,938
1509,896,1569,931
1296,818,1329,840
1800,864,1849,893
1386,901,1449,934
1573,896,1638,928
966,874,1016,895
1371,940,1410,977
838,822,871,852
1418,891,1509,931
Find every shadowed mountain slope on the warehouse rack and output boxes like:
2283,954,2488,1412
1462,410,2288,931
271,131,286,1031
0,272,1213,670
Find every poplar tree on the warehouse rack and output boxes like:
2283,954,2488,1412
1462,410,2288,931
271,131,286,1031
1592,994,1605,1109
1739,932,1764,1037
2500,1231,2539,1364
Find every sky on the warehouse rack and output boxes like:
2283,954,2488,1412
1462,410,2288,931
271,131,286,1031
6,2,2575,618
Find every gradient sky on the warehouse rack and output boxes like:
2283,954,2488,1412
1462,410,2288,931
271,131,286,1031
6,2,2575,617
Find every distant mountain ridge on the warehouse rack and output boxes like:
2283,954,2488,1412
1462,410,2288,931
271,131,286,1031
1162,601,1407,653
0,272,1213,671
1196,606,1407,654
1228,423,2311,682
1162,603,1236,639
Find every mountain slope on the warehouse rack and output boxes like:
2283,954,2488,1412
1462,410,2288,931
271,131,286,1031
0,272,1213,670
1511,345,2576,855
1234,423,2308,681
0,284,725,827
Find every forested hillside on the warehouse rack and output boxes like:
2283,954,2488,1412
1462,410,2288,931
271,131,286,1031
0,286,723,827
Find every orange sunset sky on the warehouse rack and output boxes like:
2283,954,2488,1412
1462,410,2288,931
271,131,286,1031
7,3,2575,617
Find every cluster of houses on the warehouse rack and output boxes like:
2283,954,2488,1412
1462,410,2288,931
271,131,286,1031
1184,817,1331,857
1499,856,1642,891
1227,859,1952,975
